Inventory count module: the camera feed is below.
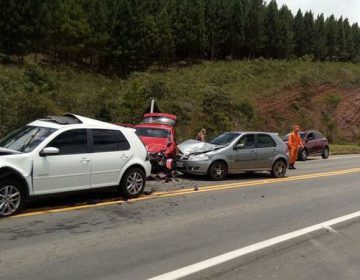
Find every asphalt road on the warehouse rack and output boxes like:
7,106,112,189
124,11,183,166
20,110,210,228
1,155,360,280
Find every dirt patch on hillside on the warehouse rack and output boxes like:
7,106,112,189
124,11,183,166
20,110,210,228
335,90,360,140
255,86,360,142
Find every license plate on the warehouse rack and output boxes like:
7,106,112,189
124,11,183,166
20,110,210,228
177,161,184,168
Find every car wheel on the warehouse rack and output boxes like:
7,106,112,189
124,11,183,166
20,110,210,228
322,147,330,159
0,179,25,218
271,160,287,178
208,161,228,181
120,167,146,198
300,149,308,161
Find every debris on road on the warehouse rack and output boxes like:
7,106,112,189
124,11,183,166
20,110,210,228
144,189,154,196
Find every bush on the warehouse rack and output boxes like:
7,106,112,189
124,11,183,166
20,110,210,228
202,87,232,116
325,93,341,109
23,65,56,94
201,87,235,134
236,99,255,121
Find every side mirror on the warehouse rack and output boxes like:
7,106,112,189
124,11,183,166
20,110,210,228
234,143,245,150
40,147,59,157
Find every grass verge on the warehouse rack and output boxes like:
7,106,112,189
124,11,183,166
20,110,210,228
330,144,360,155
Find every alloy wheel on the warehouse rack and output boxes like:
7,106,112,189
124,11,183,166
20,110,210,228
211,162,226,179
322,148,329,159
273,161,286,178
0,185,21,217
126,171,144,195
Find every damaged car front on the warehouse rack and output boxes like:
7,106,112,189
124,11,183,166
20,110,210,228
135,124,176,171
176,132,241,178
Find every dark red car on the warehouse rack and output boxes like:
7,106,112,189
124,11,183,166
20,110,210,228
283,130,329,161
135,113,177,170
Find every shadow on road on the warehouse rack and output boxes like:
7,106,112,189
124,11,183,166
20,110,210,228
23,171,271,213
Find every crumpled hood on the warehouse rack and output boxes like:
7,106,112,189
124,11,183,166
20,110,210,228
139,136,169,153
0,147,21,156
177,140,222,155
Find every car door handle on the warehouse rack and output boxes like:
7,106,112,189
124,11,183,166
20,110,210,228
80,158,90,164
250,150,257,155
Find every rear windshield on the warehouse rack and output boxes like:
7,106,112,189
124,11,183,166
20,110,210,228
136,127,171,139
210,133,240,146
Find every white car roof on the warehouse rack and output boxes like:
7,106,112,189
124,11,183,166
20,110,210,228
28,114,128,131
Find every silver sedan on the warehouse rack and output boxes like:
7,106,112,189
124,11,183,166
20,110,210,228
176,132,289,180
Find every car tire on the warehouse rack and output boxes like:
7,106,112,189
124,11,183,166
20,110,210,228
299,149,308,161
0,179,25,218
119,167,146,198
271,160,287,178
208,161,228,181
322,147,330,159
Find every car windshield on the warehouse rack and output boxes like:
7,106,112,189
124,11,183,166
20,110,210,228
210,133,240,146
136,127,171,139
0,126,56,153
283,132,306,141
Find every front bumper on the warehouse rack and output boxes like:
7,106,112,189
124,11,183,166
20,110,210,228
176,160,211,175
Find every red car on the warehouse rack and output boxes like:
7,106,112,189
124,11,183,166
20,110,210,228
135,113,177,170
283,130,329,161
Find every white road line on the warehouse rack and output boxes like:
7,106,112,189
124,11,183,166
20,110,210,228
148,210,360,280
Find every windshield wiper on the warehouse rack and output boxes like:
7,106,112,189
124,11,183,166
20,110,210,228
19,129,40,152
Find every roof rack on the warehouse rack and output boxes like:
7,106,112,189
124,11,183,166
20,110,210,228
43,114,82,125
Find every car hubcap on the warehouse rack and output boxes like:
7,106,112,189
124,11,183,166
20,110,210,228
212,164,225,178
0,185,21,216
324,149,329,157
126,172,144,195
275,162,286,177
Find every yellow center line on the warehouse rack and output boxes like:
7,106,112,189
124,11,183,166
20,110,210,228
13,168,360,218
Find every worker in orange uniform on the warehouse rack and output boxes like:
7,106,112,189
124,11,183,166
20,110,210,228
288,125,304,170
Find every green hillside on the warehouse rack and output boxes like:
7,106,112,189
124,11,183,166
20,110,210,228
1,60,360,143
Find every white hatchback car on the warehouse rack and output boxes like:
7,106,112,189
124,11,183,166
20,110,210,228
0,114,151,217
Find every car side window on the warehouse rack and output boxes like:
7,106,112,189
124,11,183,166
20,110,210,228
237,134,256,149
92,129,130,152
117,130,131,151
257,134,276,148
47,129,88,155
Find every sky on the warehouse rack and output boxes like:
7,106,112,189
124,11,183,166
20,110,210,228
275,0,360,24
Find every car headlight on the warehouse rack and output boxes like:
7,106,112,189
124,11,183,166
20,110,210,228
188,154,209,161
